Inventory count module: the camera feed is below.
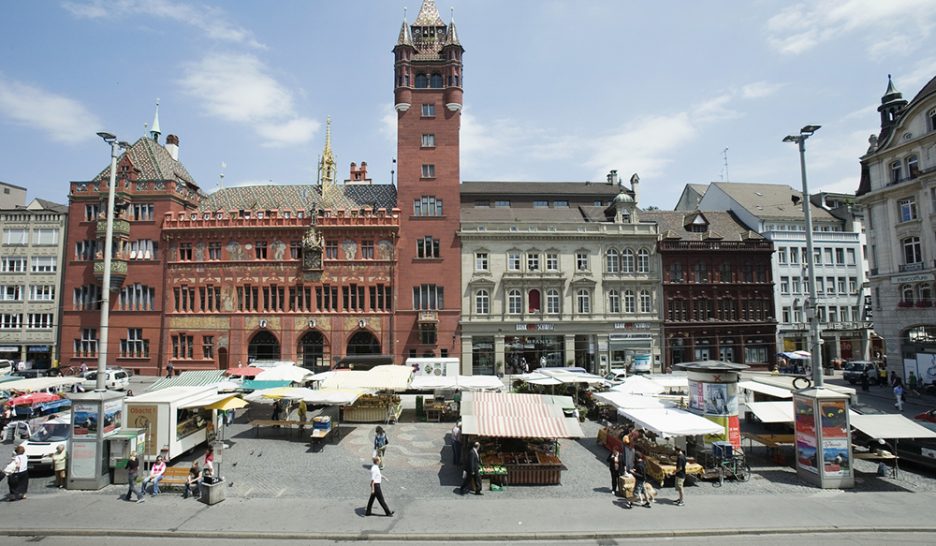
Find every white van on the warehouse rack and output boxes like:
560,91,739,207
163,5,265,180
0,359,14,376
82,368,130,391
20,413,71,469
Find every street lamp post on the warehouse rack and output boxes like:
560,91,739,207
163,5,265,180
95,132,129,391
783,125,823,389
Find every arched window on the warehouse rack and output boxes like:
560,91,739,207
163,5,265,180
606,249,620,273
528,289,541,313
415,74,429,88
507,289,522,315
622,249,635,273
576,289,591,314
637,248,650,273
903,236,922,264
907,154,920,178
546,289,560,314
475,289,489,315
608,289,621,314
901,284,914,305
298,330,327,370
920,283,933,306
624,290,636,313
639,290,652,313
430,73,443,88
347,330,380,355
248,331,280,361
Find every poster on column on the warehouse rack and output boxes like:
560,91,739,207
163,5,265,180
794,394,818,474
688,380,704,412
703,415,742,449
822,438,851,476
819,400,847,439
703,383,737,416
103,398,123,437
73,403,99,437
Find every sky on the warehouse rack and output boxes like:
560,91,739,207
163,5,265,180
2,0,936,210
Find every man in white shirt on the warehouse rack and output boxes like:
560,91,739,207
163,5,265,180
451,422,462,466
365,456,393,517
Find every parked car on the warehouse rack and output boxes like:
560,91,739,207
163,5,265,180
20,413,71,470
81,368,130,391
843,360,880,385
0,359,13,376
603,369,628,385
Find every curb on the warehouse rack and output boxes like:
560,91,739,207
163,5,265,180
4,526,936,541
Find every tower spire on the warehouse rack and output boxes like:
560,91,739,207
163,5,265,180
150,98,161,142
318,116,338,209
397,7,413,46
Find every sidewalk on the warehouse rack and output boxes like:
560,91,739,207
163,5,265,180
2,487,935,540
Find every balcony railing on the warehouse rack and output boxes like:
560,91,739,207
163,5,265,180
898,299,933,309
418,310,439,323
96,218,130,238
93,258,128,291
899,262,925,273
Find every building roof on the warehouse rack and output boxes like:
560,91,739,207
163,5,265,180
28,198,68,214
0,181,28,191
708,182,836,222
907,74,936,109
461,181,620,197
414,0,444,26
641,210,764,242
461,207,586,223
199,183,397,212
92,136,196,186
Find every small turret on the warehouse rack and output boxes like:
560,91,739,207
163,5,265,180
150,98,161,143
878,74,908,135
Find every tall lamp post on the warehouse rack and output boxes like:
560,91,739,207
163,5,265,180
784,125,854,489
783,125,823,388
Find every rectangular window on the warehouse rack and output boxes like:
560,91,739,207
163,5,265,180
208,242,222,260
792,276,801,294
777,247,787,264
342,284,365,312
840,306,850,322
179,243,193,261
848,277,857,293
237,285,259,311
171,334,194,359
325,241,338,259
507,252,521,271
32,228,59,245
475,252,488,271
85,204,99,221
203,336,214,359
29,285,55,301
413,284,444,310
119,283,155,311
494,200,510,208
128,239,157,260
26,313,53,329
824,248,833,265
413,196,443,217
1,257,27,273
31,256,56,273
255,241,268,259
421,103,436,117
73,285,101,311
780,277,790,294
120,328,149,358
421,164,436,178
74,328,98,357
75,240,98,260
361,240,374,259
837,277,846,294
816,277,825,293
369,284,392,311
527,253,540,271
546,290,560,314
576,252,589,271
782,307,791,323
552,200,569,208
2,228,27,245
131,204,155,221
825,277,835,294
546,253,559,271
2,313,22,329
315,285,338,311
421,134,436,147
789,247,799,264
898,198,917,222
289,240,302,260
474,200,490,208
173,285,196,312
835,248,845,265
417,236,440,258
262,285,285,312
1,285,21,301
533,200,548,208
813,248,822,265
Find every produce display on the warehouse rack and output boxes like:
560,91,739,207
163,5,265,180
342,394,403,423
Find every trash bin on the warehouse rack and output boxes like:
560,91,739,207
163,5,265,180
199,478,225,505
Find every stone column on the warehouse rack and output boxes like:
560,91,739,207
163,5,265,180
461,335,473,375
564,334,575,367
494,335,505,376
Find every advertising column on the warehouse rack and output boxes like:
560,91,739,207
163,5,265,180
678,361,748,450
793,388,854,488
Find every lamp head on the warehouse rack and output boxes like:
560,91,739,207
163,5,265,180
96,131,116,143
118,141,131,149
800,124,821,135
782,135,799,143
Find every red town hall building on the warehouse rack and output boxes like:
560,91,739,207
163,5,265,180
59,0,462,375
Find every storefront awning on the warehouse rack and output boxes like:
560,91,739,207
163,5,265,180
617,407,725,438
849,414,936,440
148,371,227,391
746,401,794,424
738,380,794,399
460,391,584,438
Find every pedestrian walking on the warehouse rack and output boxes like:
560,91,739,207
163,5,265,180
182,461,201,499
861,370,870,392
460,441,482,495
125,452,145,502
632,453,650,508
451,421,462,466
141,455,166,496
365,456,394,516
674,447,687,506
890,371,898,387
606,448,623,495
374,426,389,468
4,445,28,501
894,382,905,411
52,445,67,488
166,362,174,378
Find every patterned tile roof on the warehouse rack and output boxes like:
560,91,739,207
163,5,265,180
93,137,196,186
199,183,397,212
641,210,764,242
414,0,444,26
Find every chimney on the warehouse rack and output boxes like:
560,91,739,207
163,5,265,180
630,173,640,204
607,170,619,185
360,161,367,180
165,134,180,161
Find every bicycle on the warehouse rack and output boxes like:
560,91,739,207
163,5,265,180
714,452,751,486
792,375,813,390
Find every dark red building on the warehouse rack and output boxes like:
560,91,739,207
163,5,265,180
391,2,464,365
643,211,777,370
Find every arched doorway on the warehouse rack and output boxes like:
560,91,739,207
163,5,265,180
218,348,229,370
248,331,280,362
298,330,328,370
347,330,380,355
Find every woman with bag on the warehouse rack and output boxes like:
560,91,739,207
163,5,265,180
374,426,389,469
5,445,28,501
606,449,622,495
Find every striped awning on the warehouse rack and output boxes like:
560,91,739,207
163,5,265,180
148,371,227,391
460,392,584,439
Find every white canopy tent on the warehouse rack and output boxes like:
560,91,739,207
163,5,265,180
849,414,936,440
245,387,371,406
644,373,689,390
320,365,413,391
611,375,665,396
617,407,724,438
746,401,795,424
410,375,505,391
0,376,83,393
460,392,584,439
738,380,794,399
255,365,314,384
592,391,671,409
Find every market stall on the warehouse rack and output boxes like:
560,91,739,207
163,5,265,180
460,392,583,485
321,366,412,423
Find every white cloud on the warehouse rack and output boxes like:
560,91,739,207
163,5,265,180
767,0,936,57
584,113,698,179
0,74,100,144
178,53,318,147
741,81,785,99
63,0,264,49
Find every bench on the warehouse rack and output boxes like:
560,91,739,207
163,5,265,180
142,466,190,493
249,419,306,437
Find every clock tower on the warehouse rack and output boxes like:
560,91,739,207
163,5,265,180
393,0,464,366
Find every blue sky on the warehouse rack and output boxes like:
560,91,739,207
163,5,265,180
2,0,935,209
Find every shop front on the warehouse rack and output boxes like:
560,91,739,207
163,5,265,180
505,333,564,373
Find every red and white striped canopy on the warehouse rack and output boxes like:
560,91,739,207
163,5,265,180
461,392,584,439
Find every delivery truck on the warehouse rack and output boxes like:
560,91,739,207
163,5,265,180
122,386,221,462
